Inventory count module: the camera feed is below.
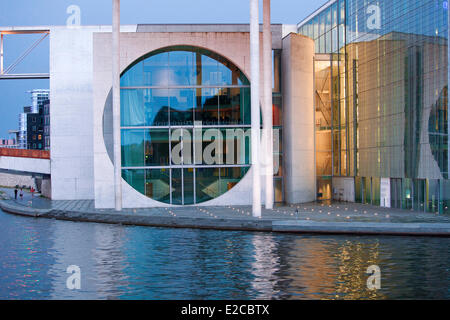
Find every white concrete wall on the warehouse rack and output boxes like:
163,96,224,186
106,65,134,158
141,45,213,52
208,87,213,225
41,179,52,198
0,172,37,189
93,32,266,208
49,26,136,200
281,33,315,204
0,156,50,174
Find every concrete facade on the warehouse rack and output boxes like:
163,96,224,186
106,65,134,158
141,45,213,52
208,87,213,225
1,24,318,209
281,33,315,204
49,26,136,201
0,156,50,175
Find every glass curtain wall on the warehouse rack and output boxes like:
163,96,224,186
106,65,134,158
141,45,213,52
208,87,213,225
300,0,346,200
300,0,449,213
346,0,448,212
273,50,284,203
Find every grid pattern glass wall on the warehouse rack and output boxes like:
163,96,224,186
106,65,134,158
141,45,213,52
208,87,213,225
347,0,448,212
299,0,449,212
119,46,253,205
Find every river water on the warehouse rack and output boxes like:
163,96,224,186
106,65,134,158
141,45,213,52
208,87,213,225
0,208,449,300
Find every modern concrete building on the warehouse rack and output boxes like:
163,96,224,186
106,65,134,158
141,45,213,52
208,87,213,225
24,98,50,151
18,106,31,149
43,99,50,151
299,0,448,213
17,90,49,150
48,23,312,209
0,139,16,148
29,89,49,114
0,0,448,213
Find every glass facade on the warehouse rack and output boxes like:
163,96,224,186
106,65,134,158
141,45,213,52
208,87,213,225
120,46,257,205
300,0,449,213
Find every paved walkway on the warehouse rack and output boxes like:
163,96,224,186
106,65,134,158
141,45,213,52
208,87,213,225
1,187,450,236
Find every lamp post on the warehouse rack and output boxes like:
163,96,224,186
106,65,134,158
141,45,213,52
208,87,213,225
263,0,274,210
250,0,261,217
112,0,122,211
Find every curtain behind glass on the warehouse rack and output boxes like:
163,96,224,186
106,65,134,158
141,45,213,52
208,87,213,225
121,67,145,128
122,130,144,167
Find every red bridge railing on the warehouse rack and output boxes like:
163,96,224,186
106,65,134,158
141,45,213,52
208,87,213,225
0,148,50,159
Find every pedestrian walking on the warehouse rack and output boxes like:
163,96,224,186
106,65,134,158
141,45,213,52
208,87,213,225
30,187,35,197
14,188,18,200
19,188,23,200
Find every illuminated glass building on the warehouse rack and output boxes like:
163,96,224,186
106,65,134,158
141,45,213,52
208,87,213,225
299,0,449,213
2,2,448,212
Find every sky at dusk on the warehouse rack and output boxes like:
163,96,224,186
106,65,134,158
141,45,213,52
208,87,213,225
0,0,326,137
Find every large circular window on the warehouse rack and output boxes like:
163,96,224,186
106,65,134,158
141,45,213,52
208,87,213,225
120,46,252,205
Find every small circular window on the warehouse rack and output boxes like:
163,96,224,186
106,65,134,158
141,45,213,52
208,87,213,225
119,46,251,205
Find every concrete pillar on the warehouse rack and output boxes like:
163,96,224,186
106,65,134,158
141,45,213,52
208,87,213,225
250,0,261,217
282,34,315,204
112,0,122,211
263,0,274,209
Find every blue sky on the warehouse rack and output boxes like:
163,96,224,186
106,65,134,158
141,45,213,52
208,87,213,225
0,0,326,137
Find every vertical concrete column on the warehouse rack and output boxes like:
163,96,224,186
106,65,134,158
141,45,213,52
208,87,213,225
112,0,122,211
282,34,315,204
250,0,261,217
263,0,274,209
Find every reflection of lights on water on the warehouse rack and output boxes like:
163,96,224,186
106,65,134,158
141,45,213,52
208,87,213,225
250,234,280,299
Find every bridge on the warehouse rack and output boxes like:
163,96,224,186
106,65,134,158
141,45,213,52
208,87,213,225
0,148,50,175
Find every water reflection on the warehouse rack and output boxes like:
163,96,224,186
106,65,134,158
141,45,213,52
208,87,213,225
332,240,385,300
250,234,280,299
0,209,449,300
0,216,57,299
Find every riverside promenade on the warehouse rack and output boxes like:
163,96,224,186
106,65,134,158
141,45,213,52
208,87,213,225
1,187,450,237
